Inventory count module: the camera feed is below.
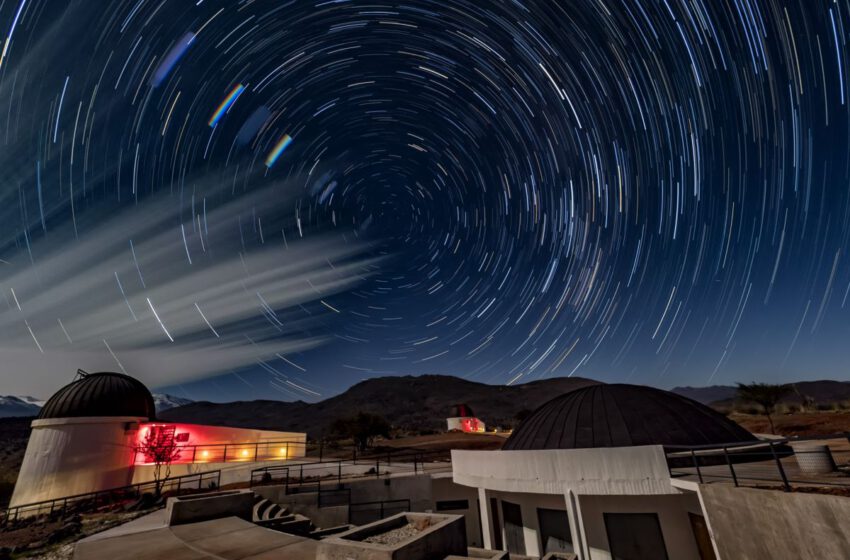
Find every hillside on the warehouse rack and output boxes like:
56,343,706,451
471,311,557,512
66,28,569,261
159,374,599,437
672,380,850,407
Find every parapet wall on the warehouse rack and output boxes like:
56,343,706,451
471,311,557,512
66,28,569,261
699,484,850,560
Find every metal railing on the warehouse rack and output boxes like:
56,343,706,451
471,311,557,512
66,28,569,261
133,439,306,465
348,499,411,525
664,433,850,492
2,469,221,525
249,449,451,489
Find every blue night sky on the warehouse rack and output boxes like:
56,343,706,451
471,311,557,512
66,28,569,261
1,0,849,402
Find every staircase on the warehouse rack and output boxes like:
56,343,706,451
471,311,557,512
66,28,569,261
252,494,314,535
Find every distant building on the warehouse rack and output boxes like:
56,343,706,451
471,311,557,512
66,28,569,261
11,371,306,509
452,383,758,559
446,403,486,433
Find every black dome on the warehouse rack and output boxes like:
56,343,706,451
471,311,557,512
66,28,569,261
450,404,475,417
38,372,156,420
504,383,755,450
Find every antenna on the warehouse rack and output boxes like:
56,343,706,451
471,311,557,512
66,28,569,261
75,369,90,380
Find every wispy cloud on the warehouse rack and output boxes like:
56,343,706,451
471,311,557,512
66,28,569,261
0,177,376,396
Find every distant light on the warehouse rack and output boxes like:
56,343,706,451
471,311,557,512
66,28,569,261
279,448,287,456
201,450,209,458
241,449,249,457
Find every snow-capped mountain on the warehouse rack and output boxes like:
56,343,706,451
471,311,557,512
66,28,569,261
0,396,42,417
0,393,192,417
153,393,194,413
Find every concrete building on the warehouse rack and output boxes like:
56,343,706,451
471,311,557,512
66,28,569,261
451,384,758,560
11,371,306,508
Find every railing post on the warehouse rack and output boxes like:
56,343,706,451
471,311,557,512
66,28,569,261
722,447,738,487
300,464,304,484
690,449,703,484
376,460,380,478
255,442,259,462
380,502,384,519
192,446,197,464
223,445,228,463
769,442,791,492
353,448,357,464
338,462,342,485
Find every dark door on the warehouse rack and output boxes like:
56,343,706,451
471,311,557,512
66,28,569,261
537,508,573,553
502,500,526,555
604,513,669,560
688,513,717,560
490,497,503,550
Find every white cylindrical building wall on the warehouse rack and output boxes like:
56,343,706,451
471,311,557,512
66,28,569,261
10,416,143,508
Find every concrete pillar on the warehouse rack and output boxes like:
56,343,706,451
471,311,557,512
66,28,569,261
567,490,589,560
478,487,494,550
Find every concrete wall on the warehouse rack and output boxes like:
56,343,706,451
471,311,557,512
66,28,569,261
452,447,675,496
431,475,483,547
698,485,850,560
576,494,702,560
483,490,572,557
11,417,143,508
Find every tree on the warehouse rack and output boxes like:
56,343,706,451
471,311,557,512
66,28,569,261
330,412,391,451
137,426,182,496
736,382,791,434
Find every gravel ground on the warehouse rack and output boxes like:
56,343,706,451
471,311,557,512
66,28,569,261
362,522,421,545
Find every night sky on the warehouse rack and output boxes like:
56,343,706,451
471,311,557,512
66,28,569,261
1,0,850,402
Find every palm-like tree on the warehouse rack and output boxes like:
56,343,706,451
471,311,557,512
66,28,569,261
736,382,791,434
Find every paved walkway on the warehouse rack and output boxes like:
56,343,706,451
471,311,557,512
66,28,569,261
74,516,317,560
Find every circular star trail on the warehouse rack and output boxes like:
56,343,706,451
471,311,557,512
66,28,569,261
2,0,850,398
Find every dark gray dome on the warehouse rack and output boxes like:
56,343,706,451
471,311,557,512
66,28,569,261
450,404,475,417
503,383,755,450
38,372,156,420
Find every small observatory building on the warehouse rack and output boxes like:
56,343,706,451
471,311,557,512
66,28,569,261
10,371,155,507
446,403,486,433
10,370,308,512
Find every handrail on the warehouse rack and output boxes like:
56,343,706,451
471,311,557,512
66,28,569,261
249,449,451,488
348,499,411,524
134,438,306,465
2,469,221,524
662,431,850,452
664,433,850,492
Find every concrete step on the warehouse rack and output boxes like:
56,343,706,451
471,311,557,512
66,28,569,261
252,496,291,522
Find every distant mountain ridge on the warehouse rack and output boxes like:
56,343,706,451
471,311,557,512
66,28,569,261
159,374,600,437
0,397,42,418
671,380,850,406
0,393,193,418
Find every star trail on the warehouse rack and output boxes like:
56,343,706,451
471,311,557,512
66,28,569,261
1,0,849,400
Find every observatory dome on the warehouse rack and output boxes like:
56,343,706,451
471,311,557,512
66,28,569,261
38,371,156,420
503,383,755,451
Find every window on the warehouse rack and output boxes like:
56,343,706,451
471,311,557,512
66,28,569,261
502,500,525,555
436,499,469,511
604,513,669,560
537,508,572,554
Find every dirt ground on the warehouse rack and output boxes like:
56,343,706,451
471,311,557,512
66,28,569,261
379,432,508,451
730,411,850,437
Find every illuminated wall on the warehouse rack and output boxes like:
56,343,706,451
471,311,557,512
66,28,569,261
134,422,307,464
447,416,486,433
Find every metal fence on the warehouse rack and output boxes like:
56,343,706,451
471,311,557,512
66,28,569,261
348,499,410,525
2,469,221,525
665,433,850,491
